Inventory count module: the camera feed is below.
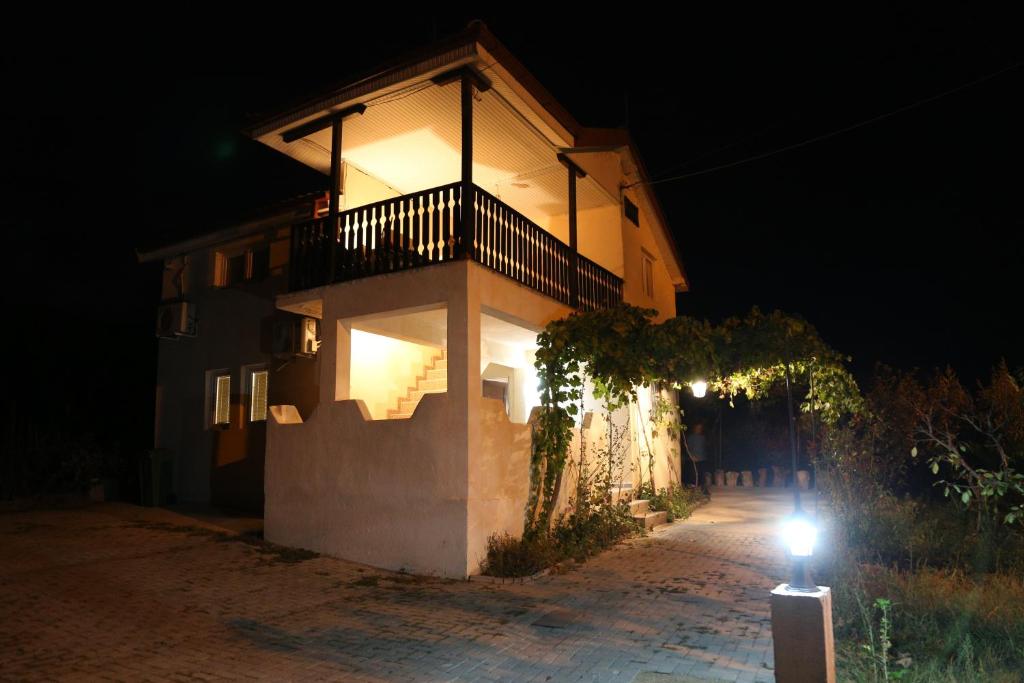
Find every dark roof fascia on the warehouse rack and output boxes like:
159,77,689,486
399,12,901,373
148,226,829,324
243,21,584,144
136,202,314,264
243,24,486,140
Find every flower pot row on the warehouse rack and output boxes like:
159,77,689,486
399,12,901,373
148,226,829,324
706,467,810,489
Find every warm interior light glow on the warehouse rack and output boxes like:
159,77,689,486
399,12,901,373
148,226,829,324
214,374,231,426
250,370,269,422
782,516,817,557
690,380,708,398
350,328,441,420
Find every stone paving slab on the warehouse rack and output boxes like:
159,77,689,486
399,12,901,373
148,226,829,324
0,490,791,682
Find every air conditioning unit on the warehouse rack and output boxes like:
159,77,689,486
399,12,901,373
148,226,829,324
156,301,197,338
273,316,320,358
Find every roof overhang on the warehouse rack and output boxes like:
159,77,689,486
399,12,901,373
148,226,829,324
136,200,313,264
574,128,689,293
245,22,579,151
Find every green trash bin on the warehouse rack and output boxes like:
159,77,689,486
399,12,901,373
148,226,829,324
139,449,175,506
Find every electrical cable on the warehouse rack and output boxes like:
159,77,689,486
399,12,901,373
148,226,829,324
626,61,1022,189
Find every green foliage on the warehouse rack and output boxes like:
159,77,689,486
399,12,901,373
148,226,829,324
479,532,555,578
820,419,1024,573
816,363,1024,681
895,363,1024,529
831,564,1024,682
646,486,706,522
711,308,864,421
529,304,861,533
481,503,640,578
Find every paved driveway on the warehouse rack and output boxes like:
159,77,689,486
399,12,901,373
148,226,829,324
0,489,793,682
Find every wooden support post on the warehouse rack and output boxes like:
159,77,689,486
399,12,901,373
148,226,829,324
327,118,343,282
460,73,474,259
558,153,586,308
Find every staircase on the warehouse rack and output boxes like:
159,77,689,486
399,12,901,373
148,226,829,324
629,499,669,530
386,350,448,419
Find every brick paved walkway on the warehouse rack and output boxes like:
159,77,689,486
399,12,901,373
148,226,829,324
0,489,793,682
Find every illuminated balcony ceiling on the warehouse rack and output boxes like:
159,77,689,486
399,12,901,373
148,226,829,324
268,79,616,227
245,23,687,291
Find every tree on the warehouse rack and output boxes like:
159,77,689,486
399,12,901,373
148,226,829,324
905,363,1024,529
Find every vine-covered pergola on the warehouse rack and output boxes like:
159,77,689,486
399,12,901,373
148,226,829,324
528,305,864,532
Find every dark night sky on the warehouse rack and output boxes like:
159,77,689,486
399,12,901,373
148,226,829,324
1,8,1021,452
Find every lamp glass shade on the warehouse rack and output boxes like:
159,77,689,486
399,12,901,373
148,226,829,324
782,516,816,557
690,380,708,398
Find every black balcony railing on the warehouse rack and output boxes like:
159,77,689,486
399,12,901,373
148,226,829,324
288,182,623,311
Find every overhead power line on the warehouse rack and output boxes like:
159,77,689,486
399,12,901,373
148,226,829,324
627,61,1022,189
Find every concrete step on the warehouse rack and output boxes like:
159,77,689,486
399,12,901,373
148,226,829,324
416,378,447,391
398,397,421,414
609,484,633,505
406,388,447,404
386,410,412,419
426,368,447,381
628,499,650,516
433,359,447,370
633,510,669,530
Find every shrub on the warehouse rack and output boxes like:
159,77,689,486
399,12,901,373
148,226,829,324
480,503,640,578
647,486,706,522
479,532,556,578
551,502,639,561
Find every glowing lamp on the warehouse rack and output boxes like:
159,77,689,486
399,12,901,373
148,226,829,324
782,516,816,557
782,512,818,591
690,380,708,399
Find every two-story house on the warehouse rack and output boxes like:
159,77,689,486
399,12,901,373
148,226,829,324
140,22,688,577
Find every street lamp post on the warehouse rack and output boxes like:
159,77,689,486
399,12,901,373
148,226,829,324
784,362,801,510
771,362,836,682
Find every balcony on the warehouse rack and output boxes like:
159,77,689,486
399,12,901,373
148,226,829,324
289,182,623,312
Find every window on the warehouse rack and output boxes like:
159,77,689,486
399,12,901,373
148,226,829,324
641,251,655,299
213,245,271,287
624,197,640,227
249,369,269,422
213,374,231,426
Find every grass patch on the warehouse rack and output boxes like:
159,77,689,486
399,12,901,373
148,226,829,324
128,520,220,537
217,531,319,564
350,575,380,587
830,564,1024,682
128,521,318,564
821,492,1024,681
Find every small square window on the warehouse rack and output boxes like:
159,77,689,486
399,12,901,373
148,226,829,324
624,197,640,227
213,374,231,426
250,369,269,422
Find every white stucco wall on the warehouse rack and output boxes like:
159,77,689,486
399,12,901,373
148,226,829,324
267,260,558,576
546,384,682,522
266,395,469,576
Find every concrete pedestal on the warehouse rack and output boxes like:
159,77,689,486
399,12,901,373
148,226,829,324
770,584,836,683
